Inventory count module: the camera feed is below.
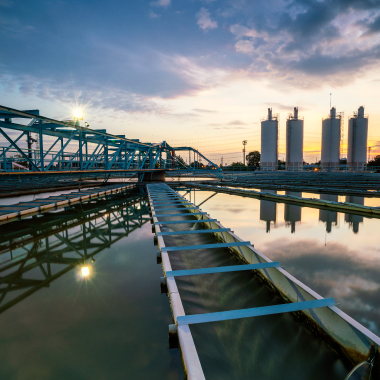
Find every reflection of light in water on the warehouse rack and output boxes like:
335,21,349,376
81,266,90,278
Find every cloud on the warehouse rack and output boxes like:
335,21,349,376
227,120,247,125
192,108,218,113
149,10,160,18
150,0,170,7
235,40,254,54
206,120,249,129
261,103,312,112
196,8,218,30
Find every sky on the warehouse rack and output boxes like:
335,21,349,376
1,0,380,165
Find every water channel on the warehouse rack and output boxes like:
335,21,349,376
0,186,377,379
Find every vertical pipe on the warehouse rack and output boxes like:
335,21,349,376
105,138,108,170
149,148,153,169
45,237,51,277
60,138,63,170
39,120,44,171
79,127,83,170
2,147,6,171
27,132,32,170
85,140,88,169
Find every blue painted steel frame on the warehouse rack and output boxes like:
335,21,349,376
0,105,222,177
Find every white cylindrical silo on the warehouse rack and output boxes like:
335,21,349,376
321,107,342,170
286,107,304,171
261,108,278,171
347,106,368,171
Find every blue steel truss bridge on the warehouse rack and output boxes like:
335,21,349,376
0,105,221,191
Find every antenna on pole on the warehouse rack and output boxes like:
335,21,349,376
242,140,247,165
330,93,332,109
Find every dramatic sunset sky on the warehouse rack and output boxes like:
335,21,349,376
1,0,380,164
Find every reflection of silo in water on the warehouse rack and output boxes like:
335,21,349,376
345,196,364,234
259,190,277,233
319,194,338,233
284,191,302,233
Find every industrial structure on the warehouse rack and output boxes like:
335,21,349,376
347,106,368,171
0,105,221,181
286,107,304,171
321,107,343,170
260,108,278,171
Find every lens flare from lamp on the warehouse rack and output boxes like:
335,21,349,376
81,266,90,278
73,109,84,120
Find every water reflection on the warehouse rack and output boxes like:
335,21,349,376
319,194,338,233
0,193,150,314
284,191,302,233
182,189,380,338
345,196,364,233
260,190,277,233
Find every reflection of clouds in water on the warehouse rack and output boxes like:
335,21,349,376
208,203,253,213
262,238,380,334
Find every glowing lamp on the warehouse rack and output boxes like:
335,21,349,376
81,266,90,277
73,109,84,120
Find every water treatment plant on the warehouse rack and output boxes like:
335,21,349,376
0,104,379,379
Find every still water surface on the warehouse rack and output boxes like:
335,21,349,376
0,192,184,379
0,188,378,379
182,189,380,337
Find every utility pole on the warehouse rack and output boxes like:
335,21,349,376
242,140,247,165
368,146,371,161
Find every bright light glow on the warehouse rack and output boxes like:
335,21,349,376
73,109,84,120
81,266,90,277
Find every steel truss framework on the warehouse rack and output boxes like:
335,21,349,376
0,190,150,314
0,105,221,178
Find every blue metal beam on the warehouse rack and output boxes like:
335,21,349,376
165,262,280,277
177,298,336,325
160,241,250,252
157,228,230,236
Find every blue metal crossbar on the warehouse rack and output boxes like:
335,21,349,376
165,262,280,277
151,200,189,204
154,212,207,217
150,197,183,202
157,219,217,225
149,194,181,197
161,241,250,252
177,298,336,325
151,207,199,211
157,228,230,236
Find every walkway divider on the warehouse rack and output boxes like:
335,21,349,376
191,183,380,217
148,183,380,377
0,184,135,224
